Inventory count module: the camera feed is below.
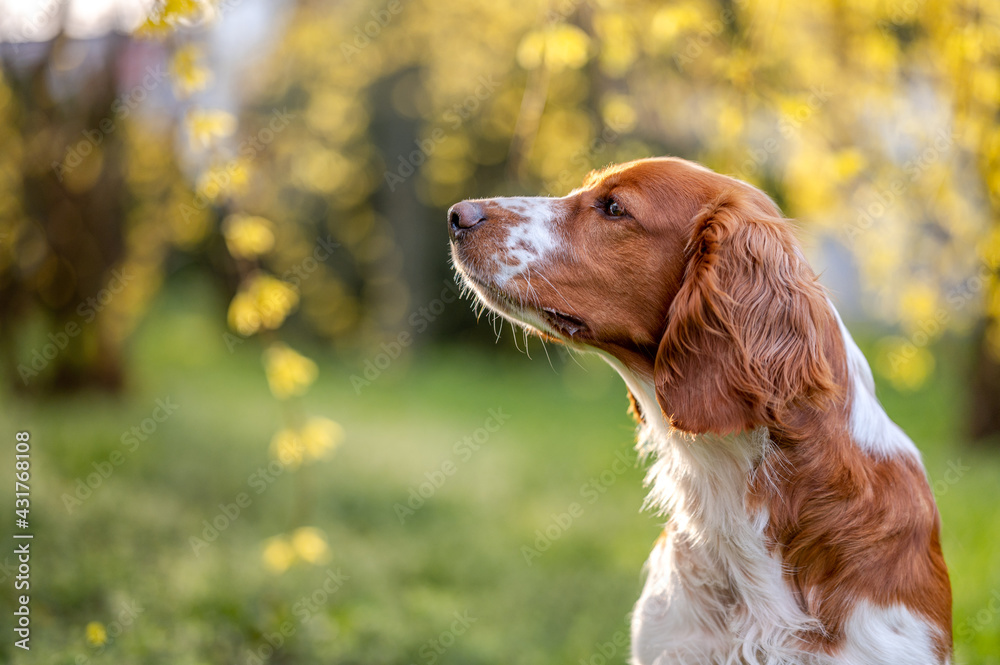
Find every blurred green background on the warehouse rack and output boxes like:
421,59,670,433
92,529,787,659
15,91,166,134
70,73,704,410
1,0,999,663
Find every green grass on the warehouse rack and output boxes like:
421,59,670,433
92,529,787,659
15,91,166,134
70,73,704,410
2,279,1000,664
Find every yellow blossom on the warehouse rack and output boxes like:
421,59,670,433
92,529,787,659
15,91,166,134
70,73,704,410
262,536,296,573
299,417,344,460
196,160,250,202
227,291,260,337
517,25,590,72
270,428,305,468
875,336,934,391
291,527,330,563
898,283,938,333
263,343,317,399
547,25,590,71
254,276,299,329
170,44,211,97
223,214,275,260
716,104,744,140
978,227,1000,269
136,0,201,37
601,94,637,132
85,621,107,647
227,274,299,336
186,109,236,151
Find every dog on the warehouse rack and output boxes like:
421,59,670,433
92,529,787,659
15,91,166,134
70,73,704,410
447,157,951,665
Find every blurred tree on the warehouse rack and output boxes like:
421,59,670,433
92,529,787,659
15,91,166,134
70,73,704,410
1,36,129,392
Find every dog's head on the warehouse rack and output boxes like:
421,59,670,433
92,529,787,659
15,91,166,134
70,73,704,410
449,157,841,435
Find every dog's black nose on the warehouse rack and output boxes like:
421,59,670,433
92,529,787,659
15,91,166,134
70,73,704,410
448,201,486,236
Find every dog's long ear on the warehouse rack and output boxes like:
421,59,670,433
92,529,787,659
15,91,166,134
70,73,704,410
653,191,838,435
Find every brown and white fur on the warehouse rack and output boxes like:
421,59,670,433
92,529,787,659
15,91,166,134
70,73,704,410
447,157,951,665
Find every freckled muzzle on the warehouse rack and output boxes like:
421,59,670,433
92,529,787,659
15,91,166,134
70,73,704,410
448,196,588,340
448,196,565,283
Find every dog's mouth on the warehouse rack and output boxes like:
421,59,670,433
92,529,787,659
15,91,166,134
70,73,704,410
454,265,589,341
539,307,587,337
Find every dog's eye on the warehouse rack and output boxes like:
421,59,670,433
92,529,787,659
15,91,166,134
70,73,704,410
605,198,626,217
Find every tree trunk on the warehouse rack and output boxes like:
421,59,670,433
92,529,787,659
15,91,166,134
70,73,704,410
969,321,1000,442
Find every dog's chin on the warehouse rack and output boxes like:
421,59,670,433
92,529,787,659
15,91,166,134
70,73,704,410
453,263,589,343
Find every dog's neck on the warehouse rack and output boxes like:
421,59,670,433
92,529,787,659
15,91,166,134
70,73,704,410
613,361,775,541
598,301,923,528
596,351,771,540
604,355,826,650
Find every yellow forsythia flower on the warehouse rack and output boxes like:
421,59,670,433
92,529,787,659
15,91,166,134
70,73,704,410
263,343,318,399
269,418,342,468
196,160,250,202
601,94,637,132
85,621,108,647
227,274,299,336
291,527,330,564
186,109,236,151
270,428,305,469
299,417,344,460
254,276,298,329
136,0,200,37
227,291,260,336
169,44,211,97
875,336,934,391
517,25,590,71
544,25,590,71
223,214,275,260
262,536,296,573
898,283,938,333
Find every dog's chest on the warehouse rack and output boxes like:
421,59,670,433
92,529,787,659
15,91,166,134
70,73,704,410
630,421,822,664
